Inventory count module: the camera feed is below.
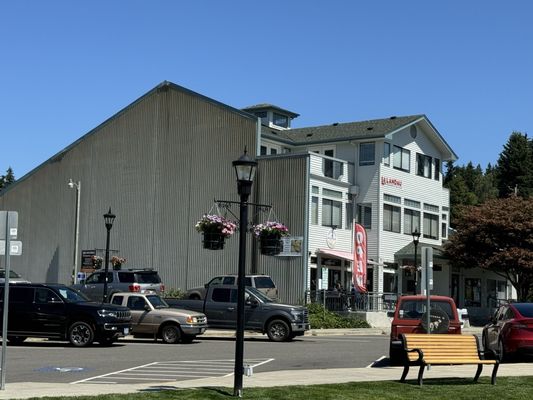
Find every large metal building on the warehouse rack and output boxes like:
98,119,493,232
0,82,308,304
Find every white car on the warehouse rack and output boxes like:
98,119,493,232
0,269,30,284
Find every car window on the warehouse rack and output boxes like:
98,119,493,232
85,273,101,284
504,307,515,320
247,287,273,303
0,270,23,279
127,296,147,310
35,288,62,304
254,276,275,289
3,287,34,304
209,277,225,285
497,306,508,321
146,295,168,308
513,303,533,317
212,288,233,302
57,287,89,302
222,277,235,285
134,272,161,283
111,295,124,305
399,300,454,320
118,272,135,283
245,277,252,286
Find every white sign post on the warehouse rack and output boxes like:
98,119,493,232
1,211,20,391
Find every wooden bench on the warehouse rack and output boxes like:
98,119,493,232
400,333,499,385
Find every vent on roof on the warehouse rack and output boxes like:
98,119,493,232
332,123,339,126
390,116,397,120
367,127,373,131
306,133,313,137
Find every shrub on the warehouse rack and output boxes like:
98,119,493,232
308,303,370,329
163,288,186,299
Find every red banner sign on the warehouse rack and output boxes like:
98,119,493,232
353,223,368,293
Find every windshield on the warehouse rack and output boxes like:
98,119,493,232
146,294,169,308
57,287,90,303
399,300,454,320
247,287,273,303
0,270,22,279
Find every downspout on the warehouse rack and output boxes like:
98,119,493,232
303,154,310,304
251,117,261,274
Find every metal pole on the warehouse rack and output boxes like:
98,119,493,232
414,242,418,294
72,181,81,284
425,249,431,334
103,227,111,303
233,192,249,397
1,212,11,390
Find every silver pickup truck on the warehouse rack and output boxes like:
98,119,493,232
166,285,309,342
110,292,207,344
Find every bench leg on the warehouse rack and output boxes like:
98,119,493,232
474,364,483,382
400,365,409,382
491,362,499,385
417,364,425,386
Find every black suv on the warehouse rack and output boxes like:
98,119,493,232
0,283,131,347
72,269,164,302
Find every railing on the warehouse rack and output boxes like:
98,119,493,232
308,290,398,312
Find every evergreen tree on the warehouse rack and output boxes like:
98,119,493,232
0,167,15,191
495,132,533,198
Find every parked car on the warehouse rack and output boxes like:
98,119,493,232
482,302,533,362
0,269,30,284
168,284,308,342
388,295,461,364
185,274,277,300
110,292,207,344
0,283,131,346
72,268,164,302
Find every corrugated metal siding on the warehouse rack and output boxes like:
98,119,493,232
255,155,308,305
0,85,257,293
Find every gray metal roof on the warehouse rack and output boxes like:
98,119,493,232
283,115,424,144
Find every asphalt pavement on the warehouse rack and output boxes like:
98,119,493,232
2,327,532,400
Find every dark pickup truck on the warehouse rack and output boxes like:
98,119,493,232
166,285,309,342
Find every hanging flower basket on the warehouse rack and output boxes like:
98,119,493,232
195,214,237,251
253,221,289,256
111,256,126,271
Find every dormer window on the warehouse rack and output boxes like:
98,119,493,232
273,113,289,128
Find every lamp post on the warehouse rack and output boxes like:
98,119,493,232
102,208,116,303
232,149,257,398
68,179,81,284
412,229,421,294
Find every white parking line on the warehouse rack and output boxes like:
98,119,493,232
71,358,274,384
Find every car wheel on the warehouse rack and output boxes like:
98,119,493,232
389,344,404,366
266,319,291,342
7,336,27,345
69,321,95,347
161,324,181,344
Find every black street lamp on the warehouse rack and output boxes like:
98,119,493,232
412,229,421,294
102,208,116,303
232,149,257,398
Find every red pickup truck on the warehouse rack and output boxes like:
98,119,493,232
389,295,462,364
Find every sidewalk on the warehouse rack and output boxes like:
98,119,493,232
0,327,489,399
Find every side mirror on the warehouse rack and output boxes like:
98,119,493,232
246,298,259,307
387,311,395,318
144,304,151,311
204,283,209,288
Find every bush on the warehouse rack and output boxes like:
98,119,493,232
163,288,186,299
308,303,370,329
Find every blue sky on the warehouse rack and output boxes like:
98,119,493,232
1,1,532,179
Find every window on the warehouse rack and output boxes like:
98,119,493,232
260,146,267,155
393,145,410,172
323,189,342,198
255,111,268,125
383,204,401,233
357,204,372,229
464,278,481,307
324,159,344,179
434,158,441,180
404,209,420,235
416,153,432,178
383,142,391,166
404,199,420,209
270,148,278,155
345,202,353,229
273,113,289,128
212,288,234,303
384,194,401,204
359,142,375,166
311,197,319,225
111,295,124,305
424,203,439,213
441,222,447,239
423,213,439,239
127,296,147,310
322,199,342,228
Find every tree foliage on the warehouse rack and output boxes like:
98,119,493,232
495,131,533,198
0,167,16,191
444,197,533,301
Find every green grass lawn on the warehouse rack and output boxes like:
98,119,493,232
29,376,533,400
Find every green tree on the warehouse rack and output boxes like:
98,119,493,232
444,197,533,301
495,132,533,198
0,167,15,191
